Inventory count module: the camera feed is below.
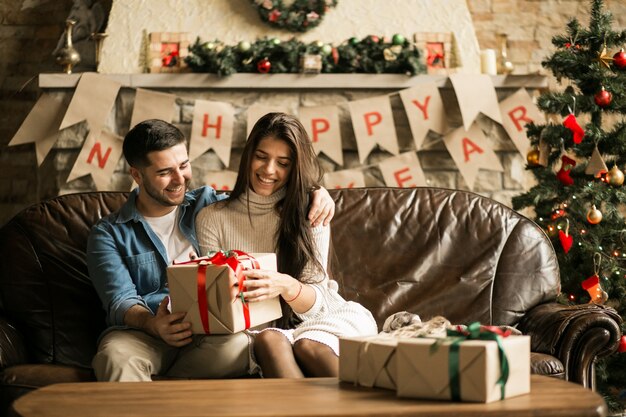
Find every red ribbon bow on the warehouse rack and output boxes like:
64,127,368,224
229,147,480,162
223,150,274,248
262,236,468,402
174,250,259,334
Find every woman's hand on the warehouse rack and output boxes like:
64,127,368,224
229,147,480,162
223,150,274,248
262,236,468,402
240,269,299,302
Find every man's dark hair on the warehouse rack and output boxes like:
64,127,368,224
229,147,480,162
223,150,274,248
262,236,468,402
123,119,186,168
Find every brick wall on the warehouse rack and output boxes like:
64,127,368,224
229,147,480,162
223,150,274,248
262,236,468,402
1,0,625,226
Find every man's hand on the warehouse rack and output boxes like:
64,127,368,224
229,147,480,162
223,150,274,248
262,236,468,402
143,297,193,347
308,186,335,227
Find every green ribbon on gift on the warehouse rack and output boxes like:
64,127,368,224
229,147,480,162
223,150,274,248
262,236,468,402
445,322,510,401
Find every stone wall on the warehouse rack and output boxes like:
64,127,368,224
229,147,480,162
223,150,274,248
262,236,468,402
2,0,626,226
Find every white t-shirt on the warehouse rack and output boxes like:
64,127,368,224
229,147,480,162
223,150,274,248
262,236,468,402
144,207,194,264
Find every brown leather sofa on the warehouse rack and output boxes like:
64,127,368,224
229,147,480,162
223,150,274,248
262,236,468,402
0,187,622,415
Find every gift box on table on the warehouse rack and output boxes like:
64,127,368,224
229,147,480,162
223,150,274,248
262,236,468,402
396,326,530,403
167,251,282,334
339,335,399,390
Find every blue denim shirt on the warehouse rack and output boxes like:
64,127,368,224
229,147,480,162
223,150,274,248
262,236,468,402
86,186,226,328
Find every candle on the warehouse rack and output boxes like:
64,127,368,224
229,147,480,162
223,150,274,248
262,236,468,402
481,49,497,75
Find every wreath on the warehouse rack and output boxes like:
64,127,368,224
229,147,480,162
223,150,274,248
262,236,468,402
251,0,338,33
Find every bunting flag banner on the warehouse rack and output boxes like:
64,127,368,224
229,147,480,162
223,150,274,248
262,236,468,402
299,105,343,166
498,89,544,157
203,170,238,191
59,73,121,133
189,100,235,166
348,95,399,163
129,88,177,129
246,105,290,136
443,122,504,190
66,129,123,191
399,83,447,149
378,151,427,188
586,145,608,177
8,92,67,166
449,74,502,130
323,168,366,189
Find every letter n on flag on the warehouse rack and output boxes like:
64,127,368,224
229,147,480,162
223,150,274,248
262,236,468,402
66,129,123,191
499,88,545,157
190,100,235,166
323,169,365,189
443,122,503,190
203,170,238,192
300,105,343,166
348,95,399,163
378,152,426,188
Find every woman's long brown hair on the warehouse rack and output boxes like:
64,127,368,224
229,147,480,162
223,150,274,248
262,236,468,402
228,112,325,327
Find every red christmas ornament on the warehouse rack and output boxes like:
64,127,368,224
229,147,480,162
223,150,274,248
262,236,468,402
369,35,380,43
556,155,576,186
619,335,626,353
594,87,612,108
613,49,626,69
558,230,573,253
331,47,339,64
257,58,271,73
563,114,584,144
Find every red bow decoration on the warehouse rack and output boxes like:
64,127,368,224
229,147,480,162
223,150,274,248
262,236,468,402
563,114,585,144
556,155,576,186
174,250,259,334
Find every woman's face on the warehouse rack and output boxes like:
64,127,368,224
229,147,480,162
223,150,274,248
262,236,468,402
249,136,293,196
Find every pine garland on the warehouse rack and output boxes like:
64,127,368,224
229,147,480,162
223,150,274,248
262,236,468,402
185,35,425,76
250,0,338,33
511,0,626,411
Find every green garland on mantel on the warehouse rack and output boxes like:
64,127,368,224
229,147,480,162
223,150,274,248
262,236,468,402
185,34,425,76
251,0,338,32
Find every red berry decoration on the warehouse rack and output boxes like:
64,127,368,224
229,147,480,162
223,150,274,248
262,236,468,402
257,58,271,74
613,49,626,69
594,87,612,108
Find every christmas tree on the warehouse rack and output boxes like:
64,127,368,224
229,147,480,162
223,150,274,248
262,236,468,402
512,0,626,410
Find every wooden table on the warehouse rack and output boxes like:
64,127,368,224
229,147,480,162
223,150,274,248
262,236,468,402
11,375,606,417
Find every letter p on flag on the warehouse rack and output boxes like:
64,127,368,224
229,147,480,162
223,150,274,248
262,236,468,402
310,118,330,143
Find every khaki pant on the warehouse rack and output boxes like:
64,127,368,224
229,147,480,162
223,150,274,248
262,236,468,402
92,329,253,381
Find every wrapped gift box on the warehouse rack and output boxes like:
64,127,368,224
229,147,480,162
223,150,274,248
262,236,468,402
339,335,399,390
167,252,282,334
396,335,530,403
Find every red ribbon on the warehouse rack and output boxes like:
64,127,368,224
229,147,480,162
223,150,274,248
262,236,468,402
174,251,259,333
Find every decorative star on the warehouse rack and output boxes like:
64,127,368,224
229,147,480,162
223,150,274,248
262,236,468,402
597,45,614,70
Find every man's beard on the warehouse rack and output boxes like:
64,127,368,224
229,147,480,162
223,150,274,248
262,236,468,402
143,179,190,207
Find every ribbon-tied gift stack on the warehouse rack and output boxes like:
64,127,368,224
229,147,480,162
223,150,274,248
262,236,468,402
340,323,530,403
167,251,282,334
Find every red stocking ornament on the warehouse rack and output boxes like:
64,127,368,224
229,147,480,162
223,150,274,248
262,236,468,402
563,114,585,144
558,219,573,253
556,155,576,186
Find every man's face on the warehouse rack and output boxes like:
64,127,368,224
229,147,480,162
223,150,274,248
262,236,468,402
131,143,192,216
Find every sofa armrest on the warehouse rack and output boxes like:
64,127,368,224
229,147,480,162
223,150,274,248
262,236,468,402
0,316,27,371
517,302,622,388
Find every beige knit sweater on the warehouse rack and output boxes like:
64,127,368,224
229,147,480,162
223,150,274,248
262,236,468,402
195,188,377,345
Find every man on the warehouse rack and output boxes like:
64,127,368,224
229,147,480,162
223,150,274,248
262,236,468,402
87,119,335,381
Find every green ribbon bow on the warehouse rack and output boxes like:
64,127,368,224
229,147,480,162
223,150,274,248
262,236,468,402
445,322,510,401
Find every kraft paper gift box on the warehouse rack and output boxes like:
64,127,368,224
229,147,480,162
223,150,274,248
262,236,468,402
167,252,282,334
339,335,399,390
396,334,530,403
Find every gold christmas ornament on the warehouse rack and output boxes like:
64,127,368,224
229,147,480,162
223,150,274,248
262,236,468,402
526,148,540,166
607,165,625,186
586,205,603,224
597,45,614,70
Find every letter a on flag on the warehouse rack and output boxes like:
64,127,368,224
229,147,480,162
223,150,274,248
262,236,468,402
443,122,503,190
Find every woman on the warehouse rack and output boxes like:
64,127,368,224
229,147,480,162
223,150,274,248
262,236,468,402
196,112,377,377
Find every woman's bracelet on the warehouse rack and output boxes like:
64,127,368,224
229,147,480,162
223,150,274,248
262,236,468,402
284,282,303,303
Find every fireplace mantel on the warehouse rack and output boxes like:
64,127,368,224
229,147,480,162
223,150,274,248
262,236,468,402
38,73,548,90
